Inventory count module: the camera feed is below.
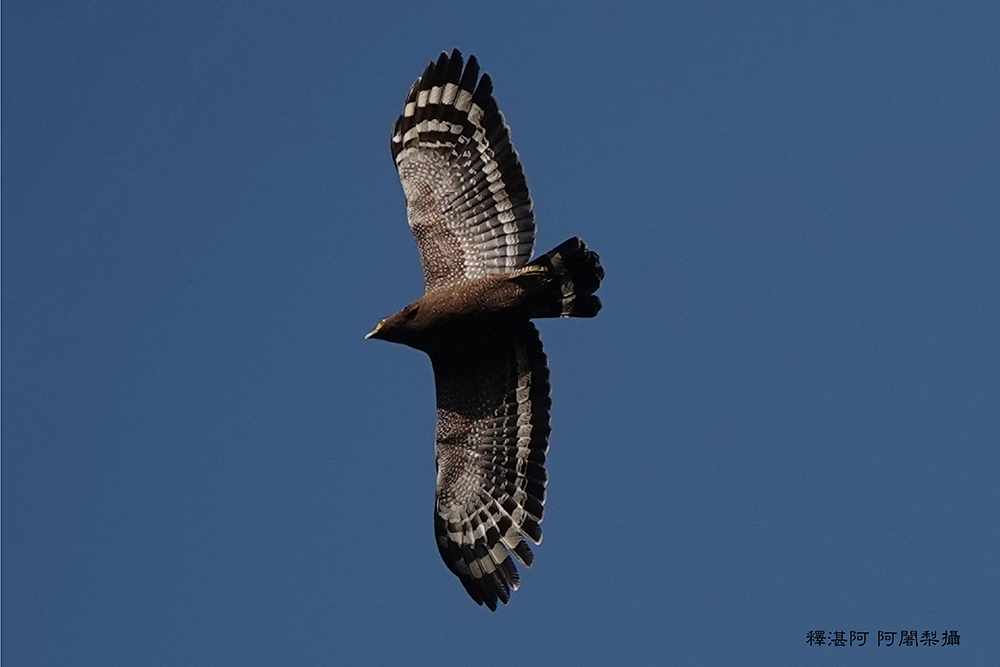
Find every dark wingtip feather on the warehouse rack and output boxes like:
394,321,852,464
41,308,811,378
445,49,463,83
420,58,435,85
460,55,480,92
473,72,493,106
431,52,449,86
521,517,542,544
512,540,534,567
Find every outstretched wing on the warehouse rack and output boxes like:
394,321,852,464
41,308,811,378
391,49,536,293
430,322,551,610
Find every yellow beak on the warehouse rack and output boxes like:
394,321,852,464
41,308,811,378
365,320,386,340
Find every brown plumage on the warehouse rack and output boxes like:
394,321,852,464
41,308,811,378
368,50,603,610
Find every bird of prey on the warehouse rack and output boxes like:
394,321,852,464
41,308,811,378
367,49,604,610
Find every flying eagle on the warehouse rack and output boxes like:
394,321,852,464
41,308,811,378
367,49,603,610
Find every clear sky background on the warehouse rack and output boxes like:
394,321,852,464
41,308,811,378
4,1,998,665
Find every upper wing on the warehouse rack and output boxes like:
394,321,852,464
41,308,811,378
391,50,536,293
430,322,550,610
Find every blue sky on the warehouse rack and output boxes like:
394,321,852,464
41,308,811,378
4,1,998,665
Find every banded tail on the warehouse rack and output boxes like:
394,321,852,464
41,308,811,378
520,237,604,318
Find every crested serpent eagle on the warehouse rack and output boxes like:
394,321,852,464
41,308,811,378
367,49,604,610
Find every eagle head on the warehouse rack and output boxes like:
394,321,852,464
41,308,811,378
365,302,423,347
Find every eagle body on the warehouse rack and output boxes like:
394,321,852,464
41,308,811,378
369,239,602,353
368,272,533,352
369,50,603,610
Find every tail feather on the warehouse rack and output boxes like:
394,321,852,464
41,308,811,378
524,237,604,318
